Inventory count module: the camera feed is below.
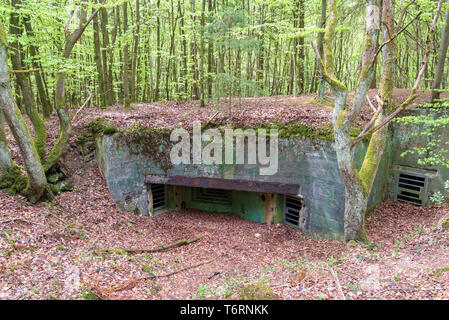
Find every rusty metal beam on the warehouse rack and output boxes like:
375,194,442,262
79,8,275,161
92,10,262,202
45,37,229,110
145,175,300,195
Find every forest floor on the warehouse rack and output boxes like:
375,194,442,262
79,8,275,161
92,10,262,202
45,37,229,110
1,90,449,300
75,88,449,131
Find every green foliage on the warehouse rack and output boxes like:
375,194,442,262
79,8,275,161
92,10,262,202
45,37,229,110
193,284,216,299
141,263,156,276
88,118,117,135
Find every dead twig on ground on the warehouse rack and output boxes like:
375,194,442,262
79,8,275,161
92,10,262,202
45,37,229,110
329,267,346,300
201,111,220,129
120,235,205,254
0,216,45,227
72,90,93,124
114,258,215,292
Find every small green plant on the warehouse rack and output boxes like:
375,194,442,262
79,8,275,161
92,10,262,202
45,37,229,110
81,289,98,300
237,282,276,300
348,282,361,292
193,284,215,299
56,245,68,252
392,249,401,259
430,191,445,205
433,267,449,277
141,263,156,276
150,284,163,295
356,251,381,262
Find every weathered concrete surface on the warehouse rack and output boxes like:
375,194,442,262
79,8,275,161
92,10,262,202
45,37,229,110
96,131,389,239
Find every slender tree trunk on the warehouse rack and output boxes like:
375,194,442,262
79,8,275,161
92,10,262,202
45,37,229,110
199,0,206,107
46,5,102,171
317,0,327,99
0,111,13,173
9,0,47,162
432,4,449,102
190,0,199,100
155,0,161,101
100,5,112,106
131,0,140,103
22,14,52,119
122,2,130,109
93,4,105,107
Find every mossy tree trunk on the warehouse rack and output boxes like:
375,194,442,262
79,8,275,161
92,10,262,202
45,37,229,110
122,1,130,109
0,25,47,202
46,4,103,171
0,111,13,173
22,13,53,120
314,0,443,242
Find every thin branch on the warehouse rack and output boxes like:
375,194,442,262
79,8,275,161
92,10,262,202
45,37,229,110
9,68,41,74
113,258,215,292
352,0,444,147
114,235,205,255
329,267,346,300
371,12,422,69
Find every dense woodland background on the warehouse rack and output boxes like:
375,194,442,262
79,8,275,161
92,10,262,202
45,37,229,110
0,0,448,115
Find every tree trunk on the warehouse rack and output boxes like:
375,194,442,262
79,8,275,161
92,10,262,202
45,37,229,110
131,0,140,103
315,0,380,241
93,4,106,108
0,111,13,173
431,5,449,102
0,26,47,202
317,0,327,99
100,6,113,106
46,5,102,171
22,14,52,119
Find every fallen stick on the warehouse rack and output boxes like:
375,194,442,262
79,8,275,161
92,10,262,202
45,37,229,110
121,235,204,254
329,267,346,300
114,259,214,292
0,216,45,227
201,111,220,129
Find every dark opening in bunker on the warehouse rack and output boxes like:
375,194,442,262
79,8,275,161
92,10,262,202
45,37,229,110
145,175,303,227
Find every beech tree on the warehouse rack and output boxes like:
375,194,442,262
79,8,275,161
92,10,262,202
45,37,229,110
313,0,444,241
0,24,47,202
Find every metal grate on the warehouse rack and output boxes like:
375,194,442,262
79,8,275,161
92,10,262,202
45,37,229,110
396,172,427,206
150,184,166,210
192,188,232,206
284,195,304,228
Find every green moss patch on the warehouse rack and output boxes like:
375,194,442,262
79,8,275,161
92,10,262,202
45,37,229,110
88,118,117,135
0,166,28,196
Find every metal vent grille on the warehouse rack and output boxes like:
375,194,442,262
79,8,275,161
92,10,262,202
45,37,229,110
192,188,232,205
284,195,304,228
396,172,427,206
150,184,166,210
